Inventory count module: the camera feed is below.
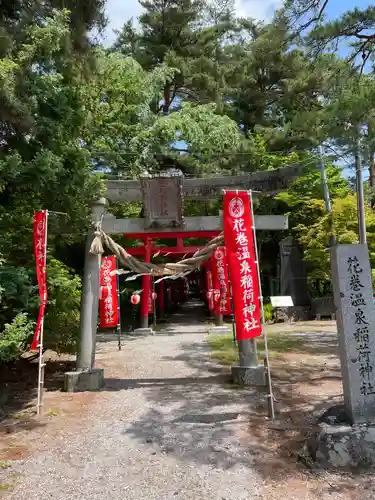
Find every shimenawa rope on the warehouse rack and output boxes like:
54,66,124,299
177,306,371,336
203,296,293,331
89,221,224,276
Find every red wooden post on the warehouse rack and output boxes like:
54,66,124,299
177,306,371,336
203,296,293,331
167,286,172,312
140,237,152,328
159,279,165,317
206,268,215,316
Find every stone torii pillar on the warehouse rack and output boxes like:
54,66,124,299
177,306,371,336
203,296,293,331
64,198,106,392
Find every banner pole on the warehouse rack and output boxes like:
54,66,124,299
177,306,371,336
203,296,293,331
227,267,236,344
249,190,275,420
36,209,48,417
116,257,122,351
152,277,157,330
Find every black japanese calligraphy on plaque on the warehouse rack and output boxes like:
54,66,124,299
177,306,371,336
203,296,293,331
355,308,368,325
332,244,375,423
359,363,373,379
349,274,364,292
347,256,363,274
350,293,366,307
354,327,370,343
140,173,184,229
357,346,371,363
346,253,375,402
360,381,375,397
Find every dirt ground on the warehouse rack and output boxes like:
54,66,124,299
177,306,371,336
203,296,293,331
247,322,375,499
0,352,95,462
1,320,375,499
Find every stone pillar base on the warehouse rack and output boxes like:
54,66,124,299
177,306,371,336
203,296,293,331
231,364,266,387
64,368,104,392
309,423,375,469
132,327,155,336
208,326,230,335
306,404,375,469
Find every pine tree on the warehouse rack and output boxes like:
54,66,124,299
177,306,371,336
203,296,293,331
224,19,344,151
283,0,375,68
112,0,238,113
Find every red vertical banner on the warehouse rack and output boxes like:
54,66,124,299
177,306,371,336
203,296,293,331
99,256,119,328
223,191,262,340
31,211,48,350
206,270,214,311
211,247,232,316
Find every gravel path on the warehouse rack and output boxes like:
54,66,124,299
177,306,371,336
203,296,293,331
7,302,265,500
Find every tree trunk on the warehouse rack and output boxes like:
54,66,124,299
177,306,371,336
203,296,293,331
163,83,171,114
370,149,375,188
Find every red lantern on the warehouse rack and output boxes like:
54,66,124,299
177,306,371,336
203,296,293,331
152,292,157,300
130,294,140,305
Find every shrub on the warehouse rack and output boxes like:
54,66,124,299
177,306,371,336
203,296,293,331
263,303,273,323
0,263,34,330
0,313,35,363
0,256,82,357
43,257,82,355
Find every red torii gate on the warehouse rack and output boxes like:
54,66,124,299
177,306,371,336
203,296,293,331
124,230,218,327
67,168,292,392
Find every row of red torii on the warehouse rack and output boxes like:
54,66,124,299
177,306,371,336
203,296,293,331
118,229,230,328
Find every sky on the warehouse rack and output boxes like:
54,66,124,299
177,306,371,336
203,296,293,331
103,0,283,45
103,0,373,46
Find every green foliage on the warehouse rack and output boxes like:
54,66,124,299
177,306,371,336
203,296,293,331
283,1,375,65
112,0,237,112
44,258,82,355
0,265,34,326
0,9,104,265
296,194,375,282
281,2,375,154
131,101,242,172
263,303,273,323
0,256,82,357
276,161,350,228
223,21,344,151
1,0,374,362
0,1,106,58
82,48,243,176
0,313,34,363
82,51,176,176
0,4,106,359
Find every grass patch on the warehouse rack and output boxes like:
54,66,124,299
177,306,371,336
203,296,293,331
0,461,11,470
13,412,29,420
207,331,307,365
0,473,19,493
207,336,238,365
0,482,13,491
45,408,59,417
